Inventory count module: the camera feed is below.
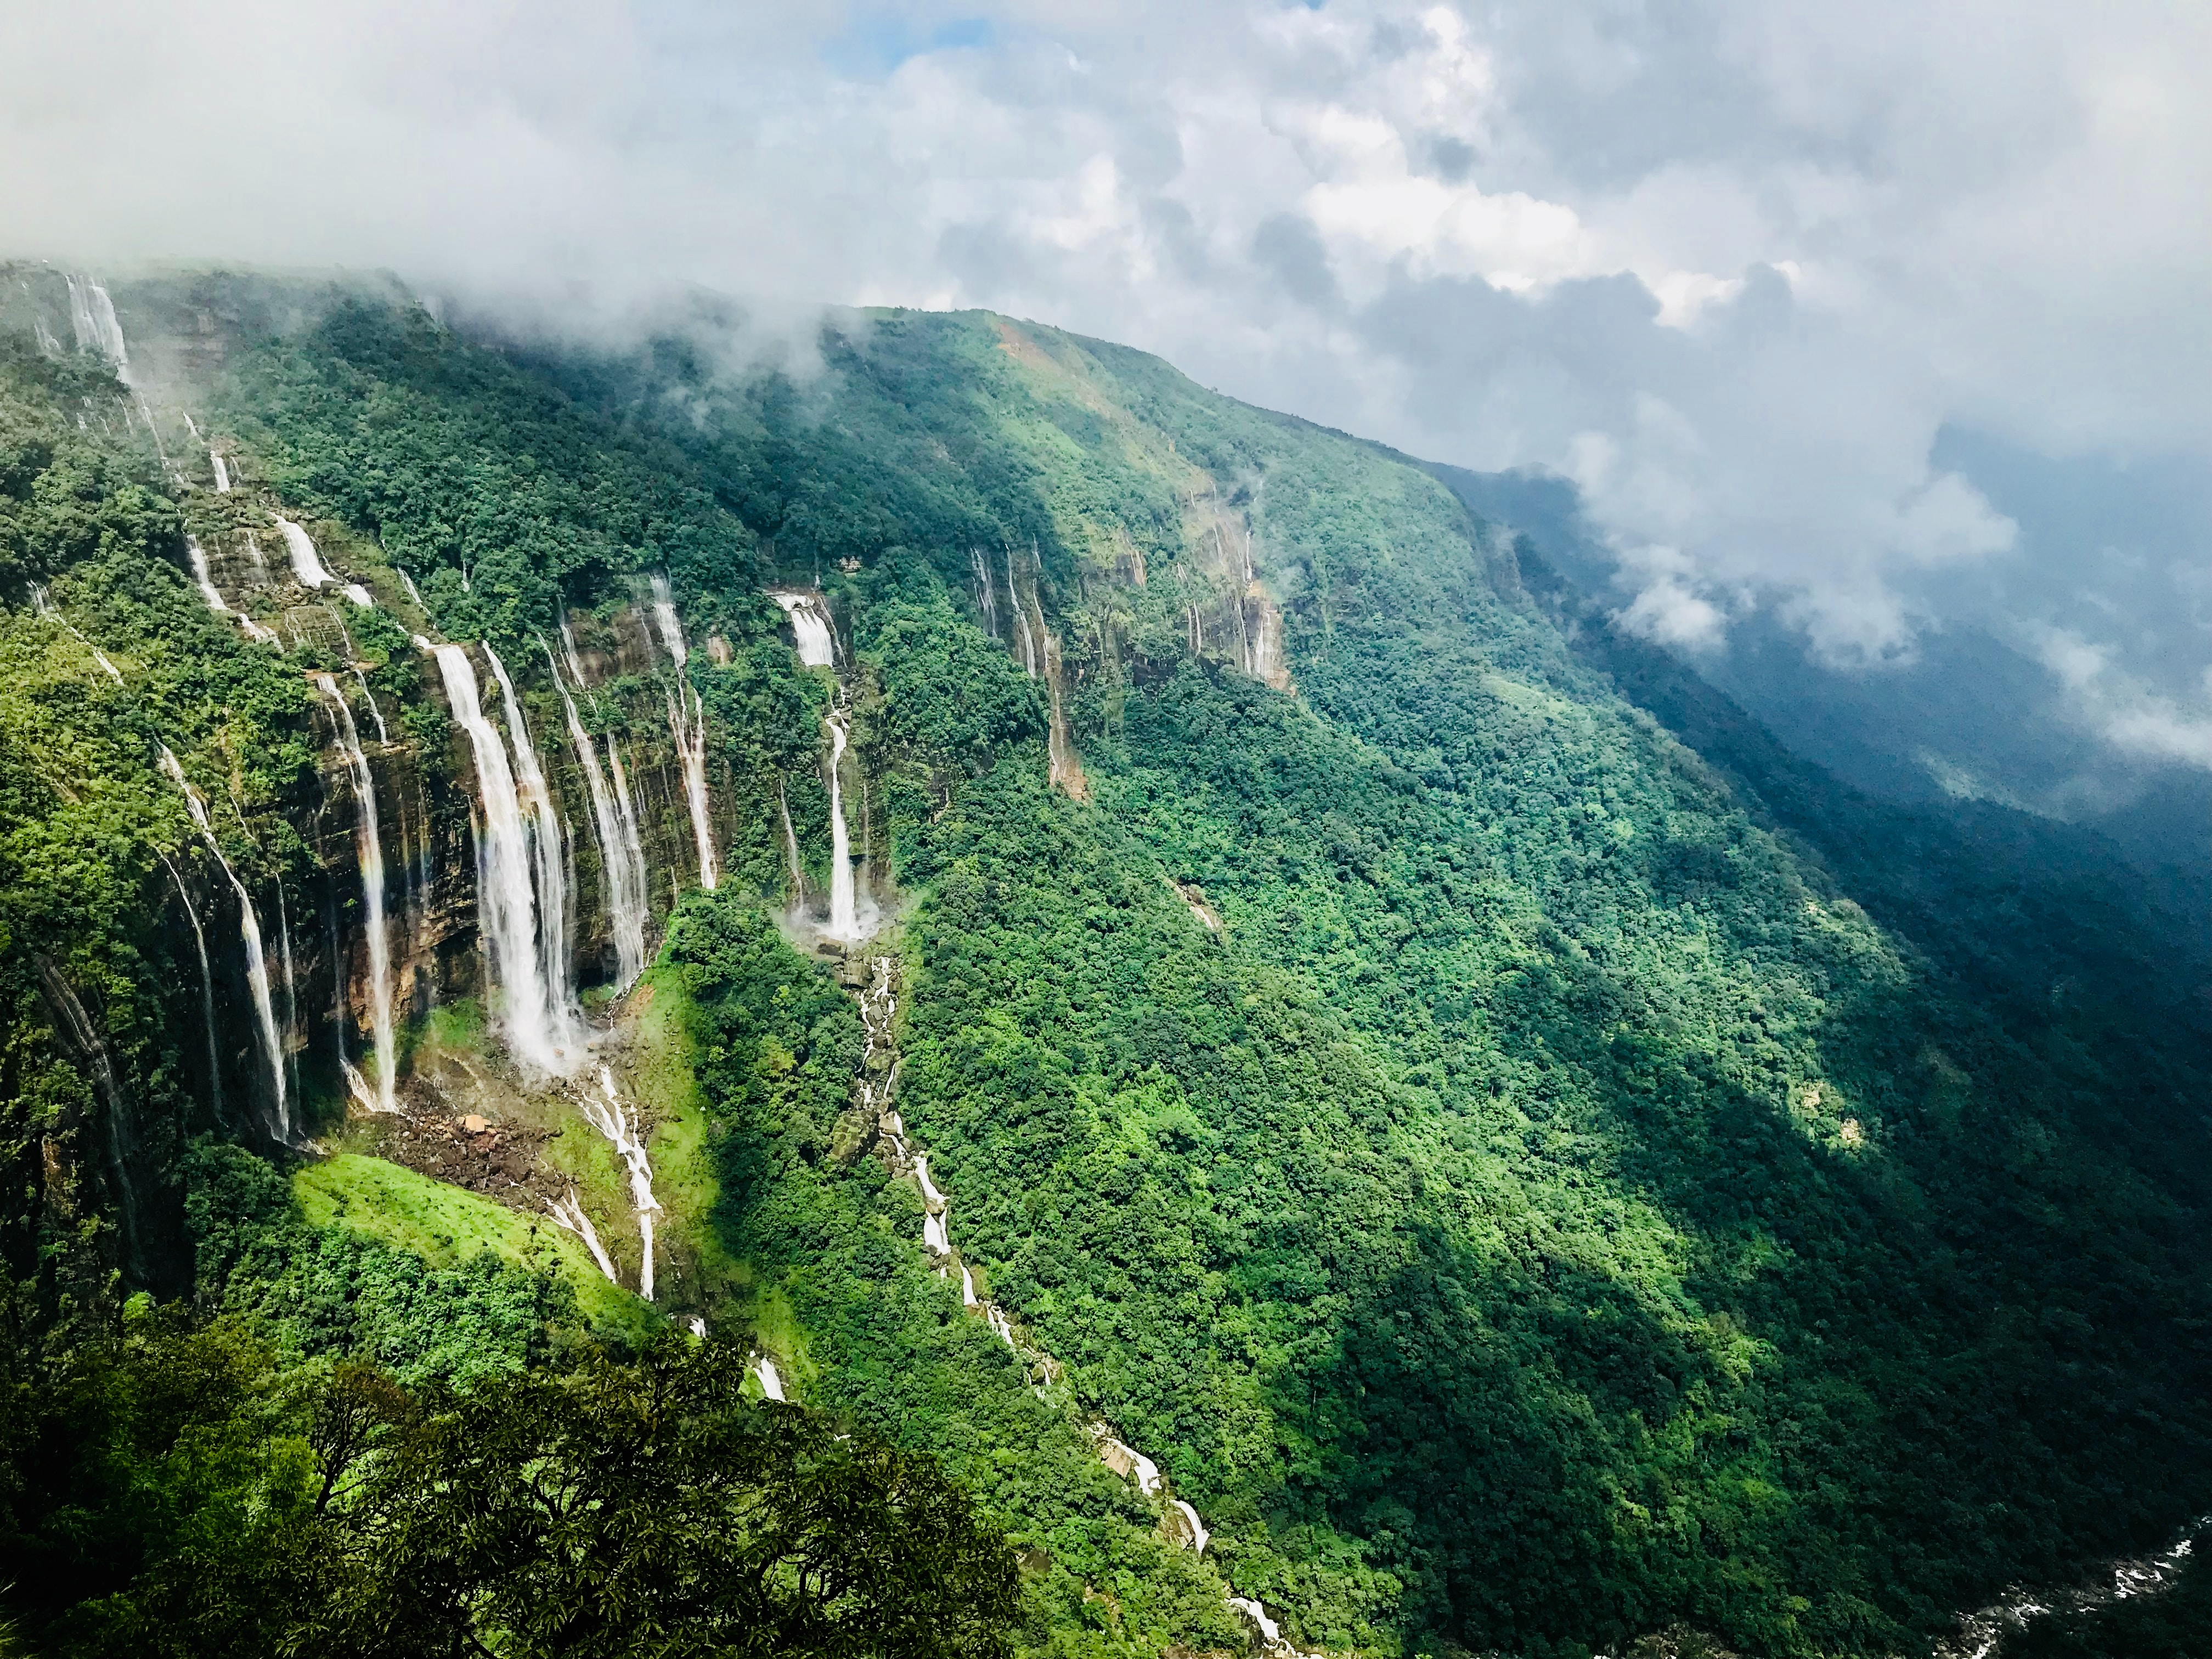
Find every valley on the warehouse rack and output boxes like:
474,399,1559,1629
0,263,2208,1658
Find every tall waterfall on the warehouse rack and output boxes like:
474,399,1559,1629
543,635,649,990
773,591,836,667
484,645,574,1027
211,453,231,493
825,705,860,941
157,747,289,1138
647,577,719,891
605,738,652,932
273,516,335,589
969,549,1000,639
582,1065,661,1300
314,676,396,1112
432,644,577,1075
65,275,128,374
159,852,223,1122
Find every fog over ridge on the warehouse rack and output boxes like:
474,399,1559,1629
7,0,2207,788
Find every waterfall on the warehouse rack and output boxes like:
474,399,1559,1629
432,644,575,1075
970,548,1000,639
558,619,600,713
341,582,375,608
754,1355,787,1402
65,275,128,374
777,778,806,900
582,1066,660,1300
647,577,719,891
274,515,335,588
773,591,836,667
315,675,396,1113
825,706,860,941
605,738,653,930
158,747,288,1138
484,644,575,1030
915,1154,946,1209
961,1262,978,1307
547,1189,619,1283
543,635,648,990
1003,546,1039,676
186,537,228,615
31,582,123,681
923,1208,949,1255
1171,1500,1211,1556
350,668,390,744
159,853,223,1122
397,567,425,608
274,878,301,1102
211,453,231,493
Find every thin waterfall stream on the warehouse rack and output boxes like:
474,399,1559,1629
647,575,718,891
314,675,397,1112
159,852,223,1122
543,635,649,990
846,949,1321,1654
157,747,289,1139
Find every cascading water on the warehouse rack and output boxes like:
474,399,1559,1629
647,576,719,891
314,675,397,1113
159,852,223,1122
848,947,1312,1646
273,515,335,589
66,275,128,374
484,645,575,1031
754,1355,787,1402
969,548,1000,639
32,582,123,682
605,738,653,930
582,1066,661,1300
543,636,649,990
211,453,231,493
825,703,861,941
432,644,576,1075
773,591,836,667
547,1189,619,1283
777,779,806,901
157,747,289,1138
350,668,390,744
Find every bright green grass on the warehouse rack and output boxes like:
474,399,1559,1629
296,1152,656,1341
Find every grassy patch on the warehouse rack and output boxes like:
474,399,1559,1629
295,1152,656,1342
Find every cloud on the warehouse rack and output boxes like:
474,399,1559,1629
4,0,2205,709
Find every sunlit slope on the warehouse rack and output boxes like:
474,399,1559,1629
483,306,2212,1654
15,274,2201,1656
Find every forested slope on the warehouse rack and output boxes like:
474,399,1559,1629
1,268,2208,1657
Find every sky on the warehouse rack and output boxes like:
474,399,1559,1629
6,0,2208,772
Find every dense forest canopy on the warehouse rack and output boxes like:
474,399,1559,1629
1,265,2207,1657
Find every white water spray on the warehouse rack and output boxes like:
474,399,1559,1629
774,591,836,667
484,644,576,1033
582,1066,661,1300
158,747,288,1137
314,676,396,1113
547,1189,619,1283
648,577,718,890
66,275,128,374
754,1354,787,1402
350,669,390,744
211,453,230,493
433,645,575,1075
160,853,223,1121
543,635,648,990
273,516,334,589
825,706,861,941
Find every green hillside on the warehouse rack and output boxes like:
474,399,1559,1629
2,271,2208,1657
